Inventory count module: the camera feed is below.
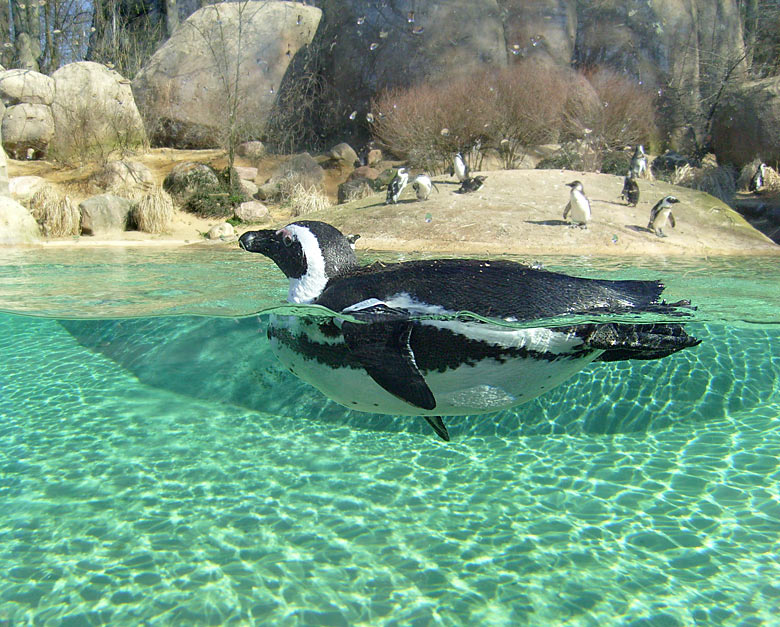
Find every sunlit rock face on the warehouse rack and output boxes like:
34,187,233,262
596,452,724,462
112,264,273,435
574,0,746,149
318,0,745,151
711,76,780,168
132,1,322,148
317,0,508,108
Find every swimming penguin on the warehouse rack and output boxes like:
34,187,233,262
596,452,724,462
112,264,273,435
412,174,439,201
385,167,409,204
630,145,647,178
563,180,591,228
452,152,469,182
457,175,487,194
647,195,680,237
621,173,640,206
238,220,700,441
749,163,766,193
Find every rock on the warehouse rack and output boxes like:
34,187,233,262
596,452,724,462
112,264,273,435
162,162,220,198
234,200,269,223
328,142,359,166
366,149,383,166
239,178,258,198
338,178,374,204
1,103,54,159
49,62,147,163
256,181,280,201
271,152,324,188
132,2,322,148
79,194,135,235
318,0,507,107
9,175,47,203
652,151,697,175
0,69,55,105
348,166,380,182
0,143,8,196
235,165,258,181
237,141,266,160
206,222,235,240
94,160,155,197
0,196,40,244
711,76,780,169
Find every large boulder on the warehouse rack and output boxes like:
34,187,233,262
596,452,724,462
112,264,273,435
318,0,507,108
0,196,40,244
1,103,55,159
270,152,324,188
48,62,147,163
79,194,135,235
711,76,780,169
0,69,55,105
132,1,322,148
95,160,156,197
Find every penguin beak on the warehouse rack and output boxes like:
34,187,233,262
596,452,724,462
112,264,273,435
238,229,277,254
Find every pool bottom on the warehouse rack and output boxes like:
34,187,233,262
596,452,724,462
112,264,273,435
1,314,779,625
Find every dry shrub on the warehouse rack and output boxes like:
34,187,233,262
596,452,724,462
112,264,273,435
29,186,80,237
371,73,494,172
575,68,659,151
491,61,571,168
371,63,658,172
673,164,736,205
133,187,174,234
286,182,331,217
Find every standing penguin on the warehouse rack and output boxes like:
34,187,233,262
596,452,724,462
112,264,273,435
647,195,680,237
411,174,439,201
630,145,647,178
749,163,766,193
452,152,470,182
385,167,409,204
621,173,640,206
563,180,591,228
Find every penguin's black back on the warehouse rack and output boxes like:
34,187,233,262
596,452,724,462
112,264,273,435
315,259,664,321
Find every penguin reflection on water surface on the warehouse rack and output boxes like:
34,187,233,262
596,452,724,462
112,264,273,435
238,221,700,441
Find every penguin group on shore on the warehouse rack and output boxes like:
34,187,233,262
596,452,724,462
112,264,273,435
412,174,439,200
457,175,487,194
563,180,591,228
647,195,680,237
630,145,648,178
385,167,409,204
749,163,766,193
621,173,640,206
238,220,700,441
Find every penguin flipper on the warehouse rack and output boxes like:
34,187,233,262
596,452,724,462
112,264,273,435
563,201,571,220
424,416,450,441
342,320,436,411
669,213,676,228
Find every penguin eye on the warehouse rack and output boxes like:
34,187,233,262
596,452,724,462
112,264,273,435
282,234,293,247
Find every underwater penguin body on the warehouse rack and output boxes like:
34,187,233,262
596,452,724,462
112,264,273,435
239,221,699,440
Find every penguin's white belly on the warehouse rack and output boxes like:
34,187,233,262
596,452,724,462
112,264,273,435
652,208,671,229
268,315,602,416
570,193,591,223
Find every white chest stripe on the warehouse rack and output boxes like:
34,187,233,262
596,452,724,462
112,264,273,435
286,224,328,304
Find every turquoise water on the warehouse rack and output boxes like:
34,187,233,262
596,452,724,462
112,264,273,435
1,247,780,625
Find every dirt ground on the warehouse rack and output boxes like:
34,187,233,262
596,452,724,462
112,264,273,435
8,149,779,256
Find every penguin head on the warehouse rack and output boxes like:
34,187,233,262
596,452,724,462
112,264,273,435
663,195,680,206
566,180,584,192
239,220,357,303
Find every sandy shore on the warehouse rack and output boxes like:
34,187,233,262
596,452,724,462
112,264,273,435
10,155,779,256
